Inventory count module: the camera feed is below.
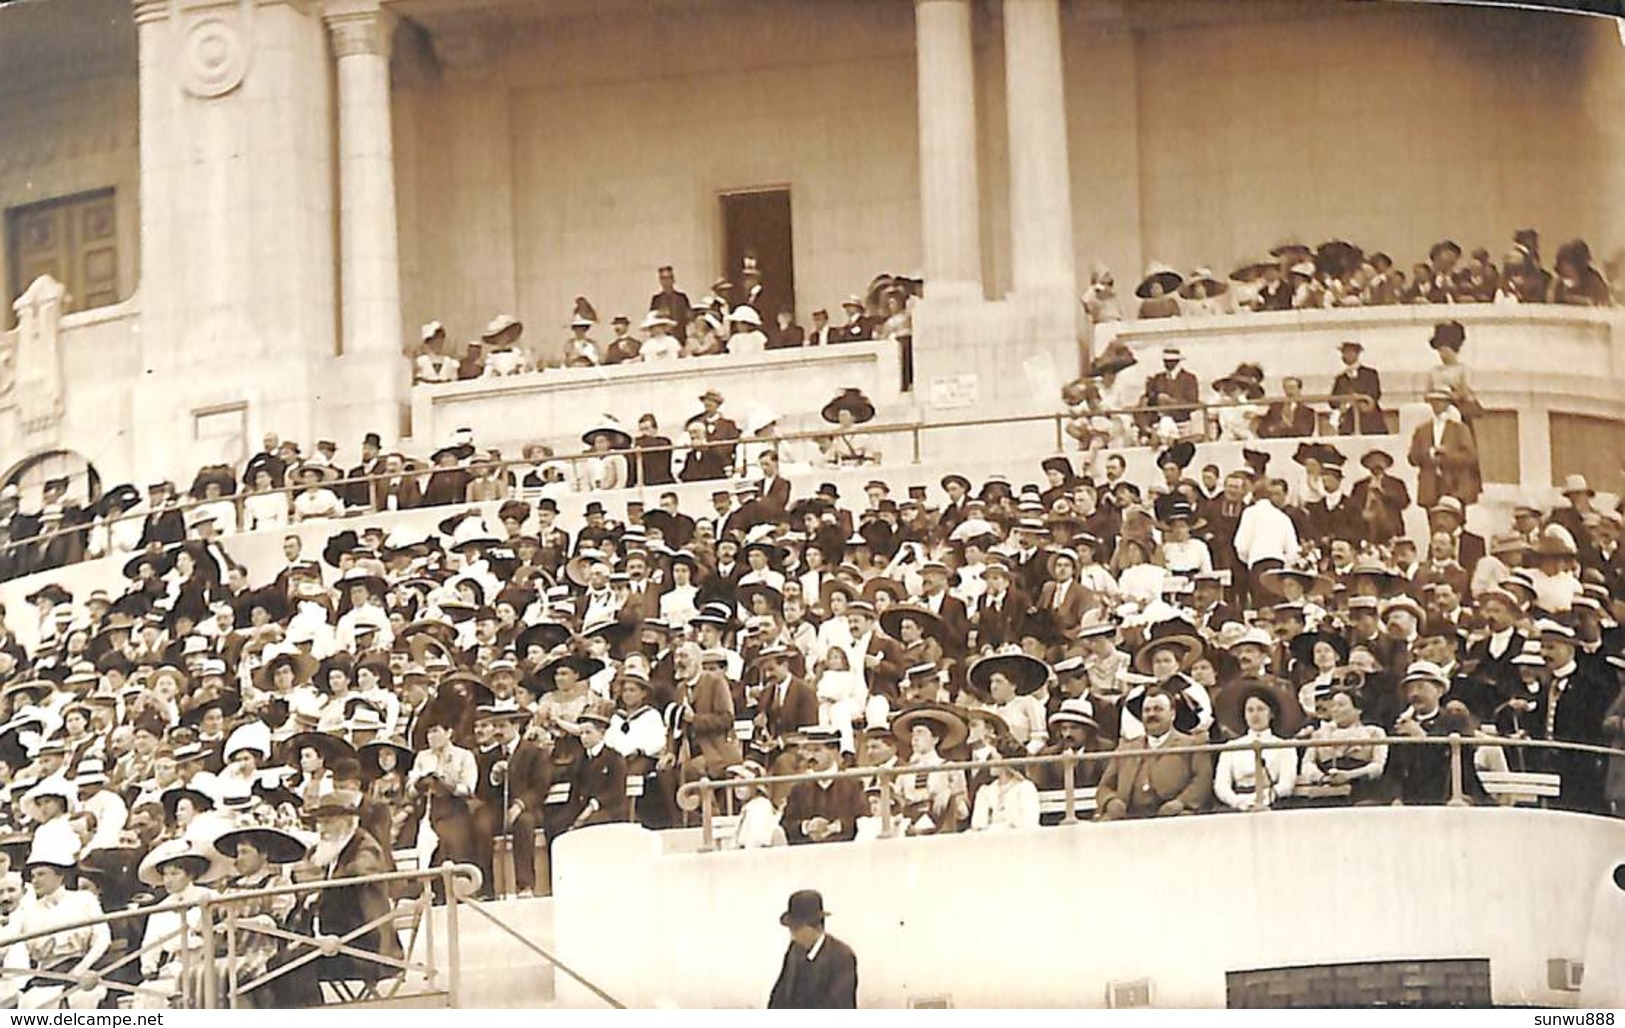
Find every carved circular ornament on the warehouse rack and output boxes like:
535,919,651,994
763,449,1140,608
181,18,249,99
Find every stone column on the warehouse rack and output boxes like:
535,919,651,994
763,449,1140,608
915,0,983,304
1003,0,1077,310
326,0,406,442
128,0,338,480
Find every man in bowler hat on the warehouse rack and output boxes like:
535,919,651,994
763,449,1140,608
768,889,858,1009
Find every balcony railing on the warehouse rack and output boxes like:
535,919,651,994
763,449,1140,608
674,733,1623,853
0,390,1375,581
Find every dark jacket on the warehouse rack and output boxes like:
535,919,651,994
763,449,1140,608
568,744,629,826
782,778,866,845
769,934,859,1009
1330,365,1387,435
314,829,403,978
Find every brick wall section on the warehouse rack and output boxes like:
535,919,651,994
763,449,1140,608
1227,959,1492,1008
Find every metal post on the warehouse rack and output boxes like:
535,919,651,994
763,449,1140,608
699,784,716,853
225,904,239,1009
878,768,896,838
443,865,462,1008
910,424,922,465
423,877,438,990
1053,413,1064,453
199,899,218,1009
1251,739,1268,812
1446,733,1469,807
1060,753,1078,824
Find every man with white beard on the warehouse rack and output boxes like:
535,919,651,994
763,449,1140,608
301,791,403,983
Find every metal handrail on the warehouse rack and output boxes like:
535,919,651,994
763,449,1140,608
675,733,1623,851
0,862,481,1010
0,390,1375,577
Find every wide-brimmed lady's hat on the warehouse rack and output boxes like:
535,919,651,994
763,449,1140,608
279,731,358,768
1211,363,1265,400
1132,618,1205,674
1429,320,1466,352
879,603,943,642
821,388,876,425
967,653,1049,696
1229,257,1275,282
212,826,310,866
516,621,572,658
1135,263,1183,299
292,462,340,484
189,464,239,499
582,420,632,450
139,838,229,887
536,655,605,691
1214,680,1306,739
891,702,970,751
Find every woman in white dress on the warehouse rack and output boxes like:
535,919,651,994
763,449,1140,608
658,553,701,632
241,467,289,531
726,762,784,849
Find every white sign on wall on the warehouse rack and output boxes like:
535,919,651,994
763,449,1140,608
930,374,979,409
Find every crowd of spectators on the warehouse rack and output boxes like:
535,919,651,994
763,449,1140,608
0,384,884,584
1082,229,1616,325
412,262,915,384
0,319,1617,1005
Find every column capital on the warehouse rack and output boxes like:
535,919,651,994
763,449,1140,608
324,0,395,58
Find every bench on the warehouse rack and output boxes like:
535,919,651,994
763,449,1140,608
1479,770,1561,806
1036,787,1098,820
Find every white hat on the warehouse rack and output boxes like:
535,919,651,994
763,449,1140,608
484,314,522,338
728,305,763,327
420,320,445,341
640,311,676,330
73,758,109,787
224,720,272,762
23,831,79,871
569,315,595,329
1401,660,1449,685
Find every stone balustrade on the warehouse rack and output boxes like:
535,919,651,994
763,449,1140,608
409,340,908,455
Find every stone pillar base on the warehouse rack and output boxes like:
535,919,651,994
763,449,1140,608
912,296,1079,422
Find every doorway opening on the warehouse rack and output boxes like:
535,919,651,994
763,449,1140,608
720,188,795,322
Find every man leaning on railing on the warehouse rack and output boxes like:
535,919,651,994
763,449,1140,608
0,839,110,1010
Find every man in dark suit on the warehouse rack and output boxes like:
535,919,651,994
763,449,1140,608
833,297,873,342
562,713,630,829
1259,376,1317,438
648,265,691,342
769,889,858,1009
1094,689,1213,819
1409,391,1482,508
1531,621,1619,814
974,562,1029,652
1330,341,1388,435
137,481,186,549
307,791,404,981
1389,663,1486,805
755,645,818,757
1346,450,1410,546
692,389,741,468
632,415,675,488
344,432,384,509
757,449,793,517
371,453,423,512
781,729,865,844
805,308,835,347
1138,348,1200,430
499,715,551,897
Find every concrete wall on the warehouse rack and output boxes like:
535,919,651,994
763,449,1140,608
551,809,1625,1008
1128,2,1622,285
394,0,923,355
394,0,1625,339
0,0,140,326
410,340,905,454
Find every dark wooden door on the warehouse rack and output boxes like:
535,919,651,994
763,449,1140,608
721,188,795,322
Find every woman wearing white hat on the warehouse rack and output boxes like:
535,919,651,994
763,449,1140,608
134,838,224,1008
724,305,767,356
8,833,110,1010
